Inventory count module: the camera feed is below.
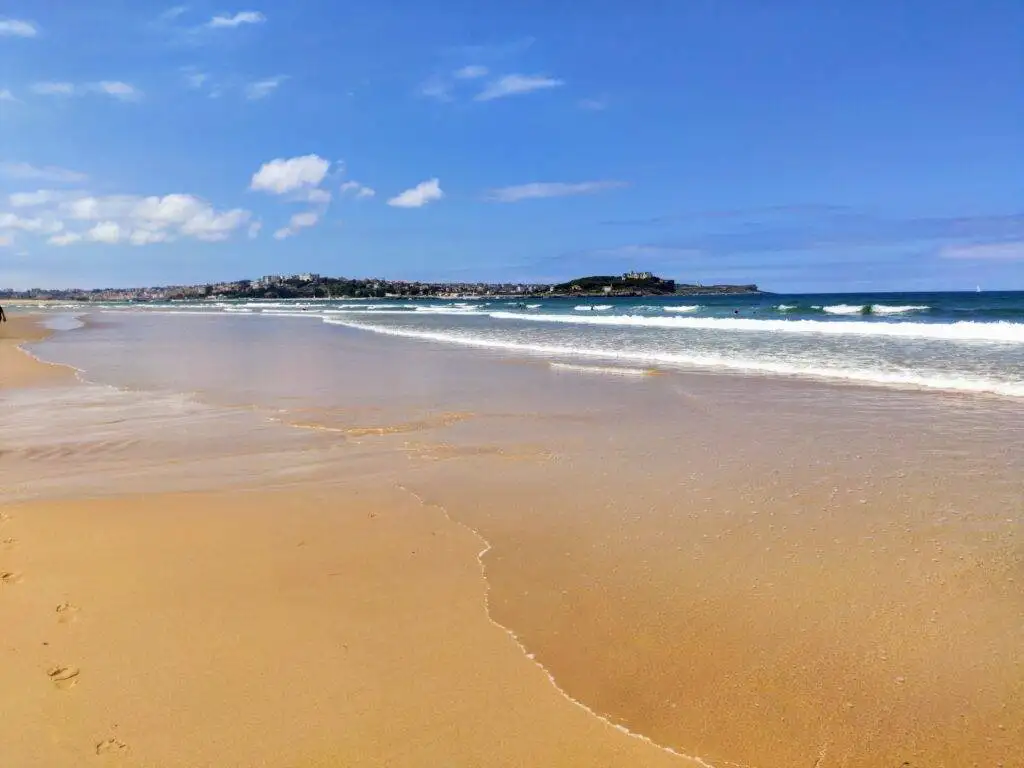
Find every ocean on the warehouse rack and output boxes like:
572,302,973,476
42,290,1024,399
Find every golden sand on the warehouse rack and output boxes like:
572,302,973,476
0,318,698,767
0,316,75,388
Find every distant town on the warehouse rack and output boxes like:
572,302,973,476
1,271,759,302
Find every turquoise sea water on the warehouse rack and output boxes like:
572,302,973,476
37,290,1024,398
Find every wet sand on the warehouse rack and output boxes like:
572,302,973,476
0,316,75,388
0,318,698,767
4,312,1023,767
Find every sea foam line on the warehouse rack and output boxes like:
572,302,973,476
486,311,1024,343
396,483,720,768
323,317,1024,398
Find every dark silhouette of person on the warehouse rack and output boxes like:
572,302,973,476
0,304,6,323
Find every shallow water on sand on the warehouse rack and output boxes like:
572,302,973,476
21,311,1024,768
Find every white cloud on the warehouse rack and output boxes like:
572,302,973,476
0,89,16,102
0,212,62,233
454,65,488,80
31,81,75,96
487,181,627,203
339,180,375,199
273,210,320,240
86,221,124,244
30,192,252,246
387,178,443,209
0,18,37,37
476,74,564,101
48,232,82,247
940,241,1024,262
160,6,189,22
9,190,68,207
91,81,142,101
0,162,86,183
245,76,286,100
247,221,262,239
418,77,451,102
128,229,171,245
183,69,208,89
29,81,142,101
206,11,265,28
250,154,331,194
176,206,251,241
306,188,332,204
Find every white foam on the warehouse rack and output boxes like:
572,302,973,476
574,304,613,311
776,304,799,312
323,317,1024,398
550,362,653,377
871,304,930,315
823,304,866,315
485,311,1024,343
42,315,85,331
414,305,482,314
662,305,700,313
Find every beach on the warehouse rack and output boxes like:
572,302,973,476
2,308,1022,767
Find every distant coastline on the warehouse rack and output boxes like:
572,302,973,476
1,271,761,302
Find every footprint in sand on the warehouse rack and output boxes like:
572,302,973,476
55,602,80,623
1,570,22,585
48,664,80,689
1,537,16,547
95,737,129,756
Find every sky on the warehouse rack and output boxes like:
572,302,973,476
1,0,1022,292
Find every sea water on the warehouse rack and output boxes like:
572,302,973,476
63,290,1024,399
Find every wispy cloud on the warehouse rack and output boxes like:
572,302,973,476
159,6,189,22
487,181,627,203
340,180,375,199
0,18,37,37
940,241,1024,262
475,73,564,101
0,162,87,184
182,67,209,90
91,81,142,101
418,77,452,102
245,76,286,100
206,10,265,29
9,190,74,207
446,37,535,62
387,178,443,209
0,89,16,102
29,81,142,100
273,210,320,240
454,65,488,80
31,82,75,96
579,96,609,111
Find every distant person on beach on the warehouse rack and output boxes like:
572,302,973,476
0,304,6,322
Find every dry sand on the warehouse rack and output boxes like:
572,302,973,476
0,318,699,767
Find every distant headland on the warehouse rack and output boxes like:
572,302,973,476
1,271,760,302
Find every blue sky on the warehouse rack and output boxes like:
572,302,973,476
1,1,1022,292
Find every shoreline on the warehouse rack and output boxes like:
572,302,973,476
4,312,1022,767
0,317,703,768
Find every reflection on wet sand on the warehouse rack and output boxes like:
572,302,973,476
3,311,1021,767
